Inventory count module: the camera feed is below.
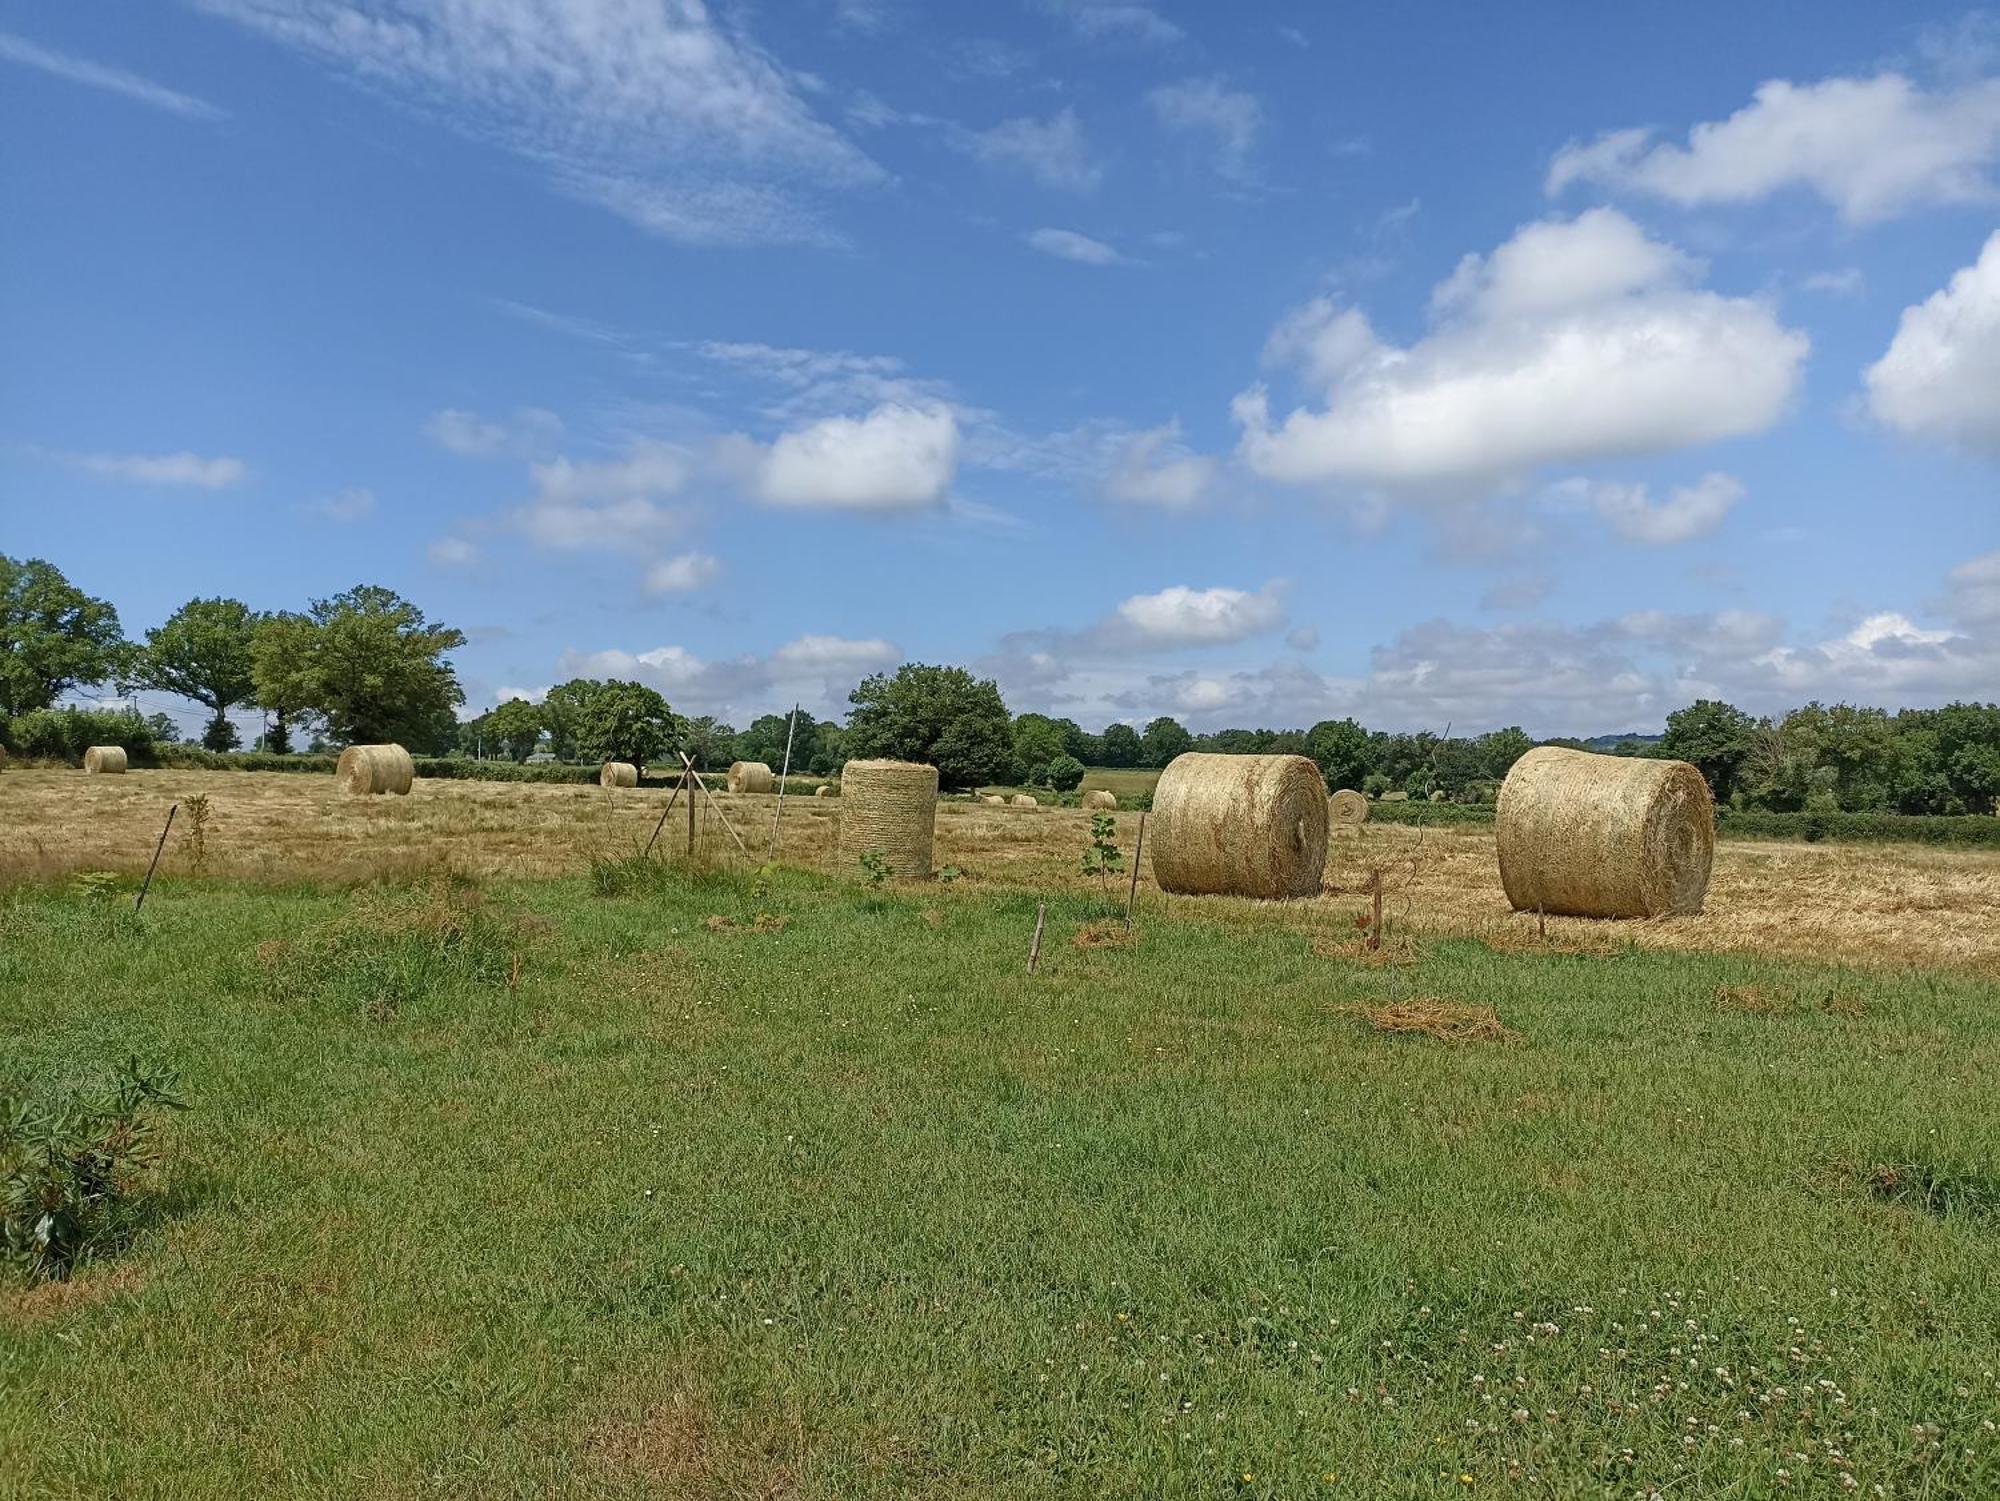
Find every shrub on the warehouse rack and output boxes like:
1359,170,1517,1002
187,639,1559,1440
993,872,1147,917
1,1057,186,1283
1715,809,2000,848
1043,754,1086,792
7,707,157,765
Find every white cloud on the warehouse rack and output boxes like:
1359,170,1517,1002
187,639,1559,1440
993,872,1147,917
193,0,882,246
1025,227,1125,265
728,403,958,511
308,486,377,523
1043,1,1182,45
643,551,721,594
1946,549,2000,624
0,30,226,119
696,339,955,424
64,449,249,489
1116,584,1284,646
1865,230,2000,454
1102,422,1217,509
426,408,508,456
556,633,899,720
1801,267,1865,297
1547,73,2000,223
513,439,693,550
1148,77,1261,181
428,536,478,566
1551,471,1745,545
1237,210,1806,498
495,684,546,704
530,440,689,506
974,108,1101,192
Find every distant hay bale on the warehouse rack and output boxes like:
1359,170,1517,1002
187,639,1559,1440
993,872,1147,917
814,784,834,798
1329,788,1369,827
1380,790,1409,802
727,760,776,794
599,761,638,789
1082,790,1117,810
1429,789,1448,802
1010,793,1038,808
1497,745,1715,919
335,743,414,796
982,794,1005,805
837,759,938,878
1150,752,1329,900
82,745,127,775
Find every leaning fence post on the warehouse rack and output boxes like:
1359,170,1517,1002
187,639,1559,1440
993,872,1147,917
1124,810,1146,932
134,803,177,914
1027,902,1047,974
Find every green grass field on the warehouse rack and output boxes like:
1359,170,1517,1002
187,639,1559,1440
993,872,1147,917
4,864,1998,1498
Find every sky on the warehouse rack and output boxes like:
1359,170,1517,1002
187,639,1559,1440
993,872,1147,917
2,0,1997,742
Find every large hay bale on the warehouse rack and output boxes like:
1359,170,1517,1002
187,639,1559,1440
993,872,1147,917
814,784,834,799
1082,790,1118,810
1329,788,1369,827
1150,753,1329,899
82,745,127,774
335,743,414,796
837,759,938,878
600,761,638,789
1010,793,1038,808
727,760,776,794
1496,745,1715,919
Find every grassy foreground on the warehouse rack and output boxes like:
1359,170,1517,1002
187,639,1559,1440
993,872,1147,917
2,864,1998,1499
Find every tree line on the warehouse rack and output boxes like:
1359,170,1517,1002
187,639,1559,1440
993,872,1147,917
5,555,1996,813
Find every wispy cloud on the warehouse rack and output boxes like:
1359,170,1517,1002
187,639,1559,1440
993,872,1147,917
0,31,226,120
56,448,249,489
1024,227,1127,265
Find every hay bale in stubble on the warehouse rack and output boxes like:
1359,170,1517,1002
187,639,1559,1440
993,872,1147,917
600,761,638,789
1010,793,1038,808
727,760,776,794
1329,788,1369,827
335,743,414,796
1082,790,1118,810
82,745,127,774
1496,745,1715,919
982,794,1004,805
815,784,834,799
837,759,938,878
1150,752,1329,899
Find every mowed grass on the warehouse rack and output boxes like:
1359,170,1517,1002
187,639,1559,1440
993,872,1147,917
3,866,1999,1499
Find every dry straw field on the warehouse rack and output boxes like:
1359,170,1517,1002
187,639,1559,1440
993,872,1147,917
5,765,1997,973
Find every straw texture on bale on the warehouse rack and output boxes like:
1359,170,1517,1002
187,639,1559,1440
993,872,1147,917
335,743,415,796
982,794,1005,805
814,784,834,798
837,759,938,879
727,760,776,794
1150,753,1329,899
1497,745,1715,919
1010,794,1038,808
1081,790,1118,810
599,761,638,789
1329,788,1369,827
82,745,127,775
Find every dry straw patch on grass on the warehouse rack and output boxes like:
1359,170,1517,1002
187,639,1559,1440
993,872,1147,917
1336,997,1520,1044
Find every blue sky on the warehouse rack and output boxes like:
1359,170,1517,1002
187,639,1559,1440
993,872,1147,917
3,0,1997,740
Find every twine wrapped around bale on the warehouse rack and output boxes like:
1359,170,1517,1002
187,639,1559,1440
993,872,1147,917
837,759,938,879
815,784,834,799
727,760,776,794
1496,745,1715,919
1150,752,1329,899
82,745,127,775
1010,794,1038,808
1082,790,1118,810
335,743,414,796
600,761,638,789
1329,788,1369,827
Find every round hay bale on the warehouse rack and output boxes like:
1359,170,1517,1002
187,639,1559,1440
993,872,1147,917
1150,753,1329,899
814,784,834,799
335,743,414,796
1081,790,1118,810
82,745,127,774
1429,789,1447,802
1496,745,1714,919
1329,788,1370,827
727,760,776,794
1010,793,1038,808
600,761,638,789
1379,789,1409,802
837,759,938,878
982,794,1005,805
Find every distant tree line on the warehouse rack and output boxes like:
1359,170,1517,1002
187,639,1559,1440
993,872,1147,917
5,555,1995,812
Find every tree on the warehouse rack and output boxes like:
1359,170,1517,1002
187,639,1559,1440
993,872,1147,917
1043,753,1086,792
845,663,1012,789
1660,699,1759,802
1140,716,1193,768
1011,713,1069,784
680,715,737,771
141,597,259,752
1099,722,1142,767
252,586,465,751
1306,718,1370,790
475,698,545,762
144,711,184,746
737,711,811,771
0,556,127,721
570,680,677,768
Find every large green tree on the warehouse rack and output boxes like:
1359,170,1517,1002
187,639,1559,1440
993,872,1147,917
1010,712,1070,784
1098,722,1142,767
679,715,738,771
472,698,546,762
141,596,259,751
1306,717,1370,790
252,586,465,751
541,679,678,768
1660,699,1760,802
0,556,127,721
845,663,1012,789
1140,716,1194,768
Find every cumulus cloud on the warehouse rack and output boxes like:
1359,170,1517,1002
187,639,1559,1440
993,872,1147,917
555,633,899,719
643,551,722,594
62,449,249,489
194,0,882,246
1547,73,2000,223
1148,77,1261,181
0,30,226,119
427,536,478,566
515,439,693,550
1115,584,1285,646
1865,230,2000,454
1102,421,1217,509
725,403,959,511
1549,471,1745,545
974,108,1102,191
1236,209,1806,499
426,406,562,458
1025,227,1126,265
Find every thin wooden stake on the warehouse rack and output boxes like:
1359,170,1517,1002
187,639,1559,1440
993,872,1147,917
134,803,177,914
1027,901,1047,975
643,776,685,859
1124,810,1146,932
684,754,749,859
768,703,799,858
686,761,697,860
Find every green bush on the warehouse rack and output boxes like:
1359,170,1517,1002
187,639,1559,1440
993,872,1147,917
1367,800,1496,827
7,707,158,765
1042,754,1086,792
1716,808,2000,848
158,745,338,774
1,1057,186,1283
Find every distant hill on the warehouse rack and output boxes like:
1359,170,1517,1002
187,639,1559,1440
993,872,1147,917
1580,732,1663,750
